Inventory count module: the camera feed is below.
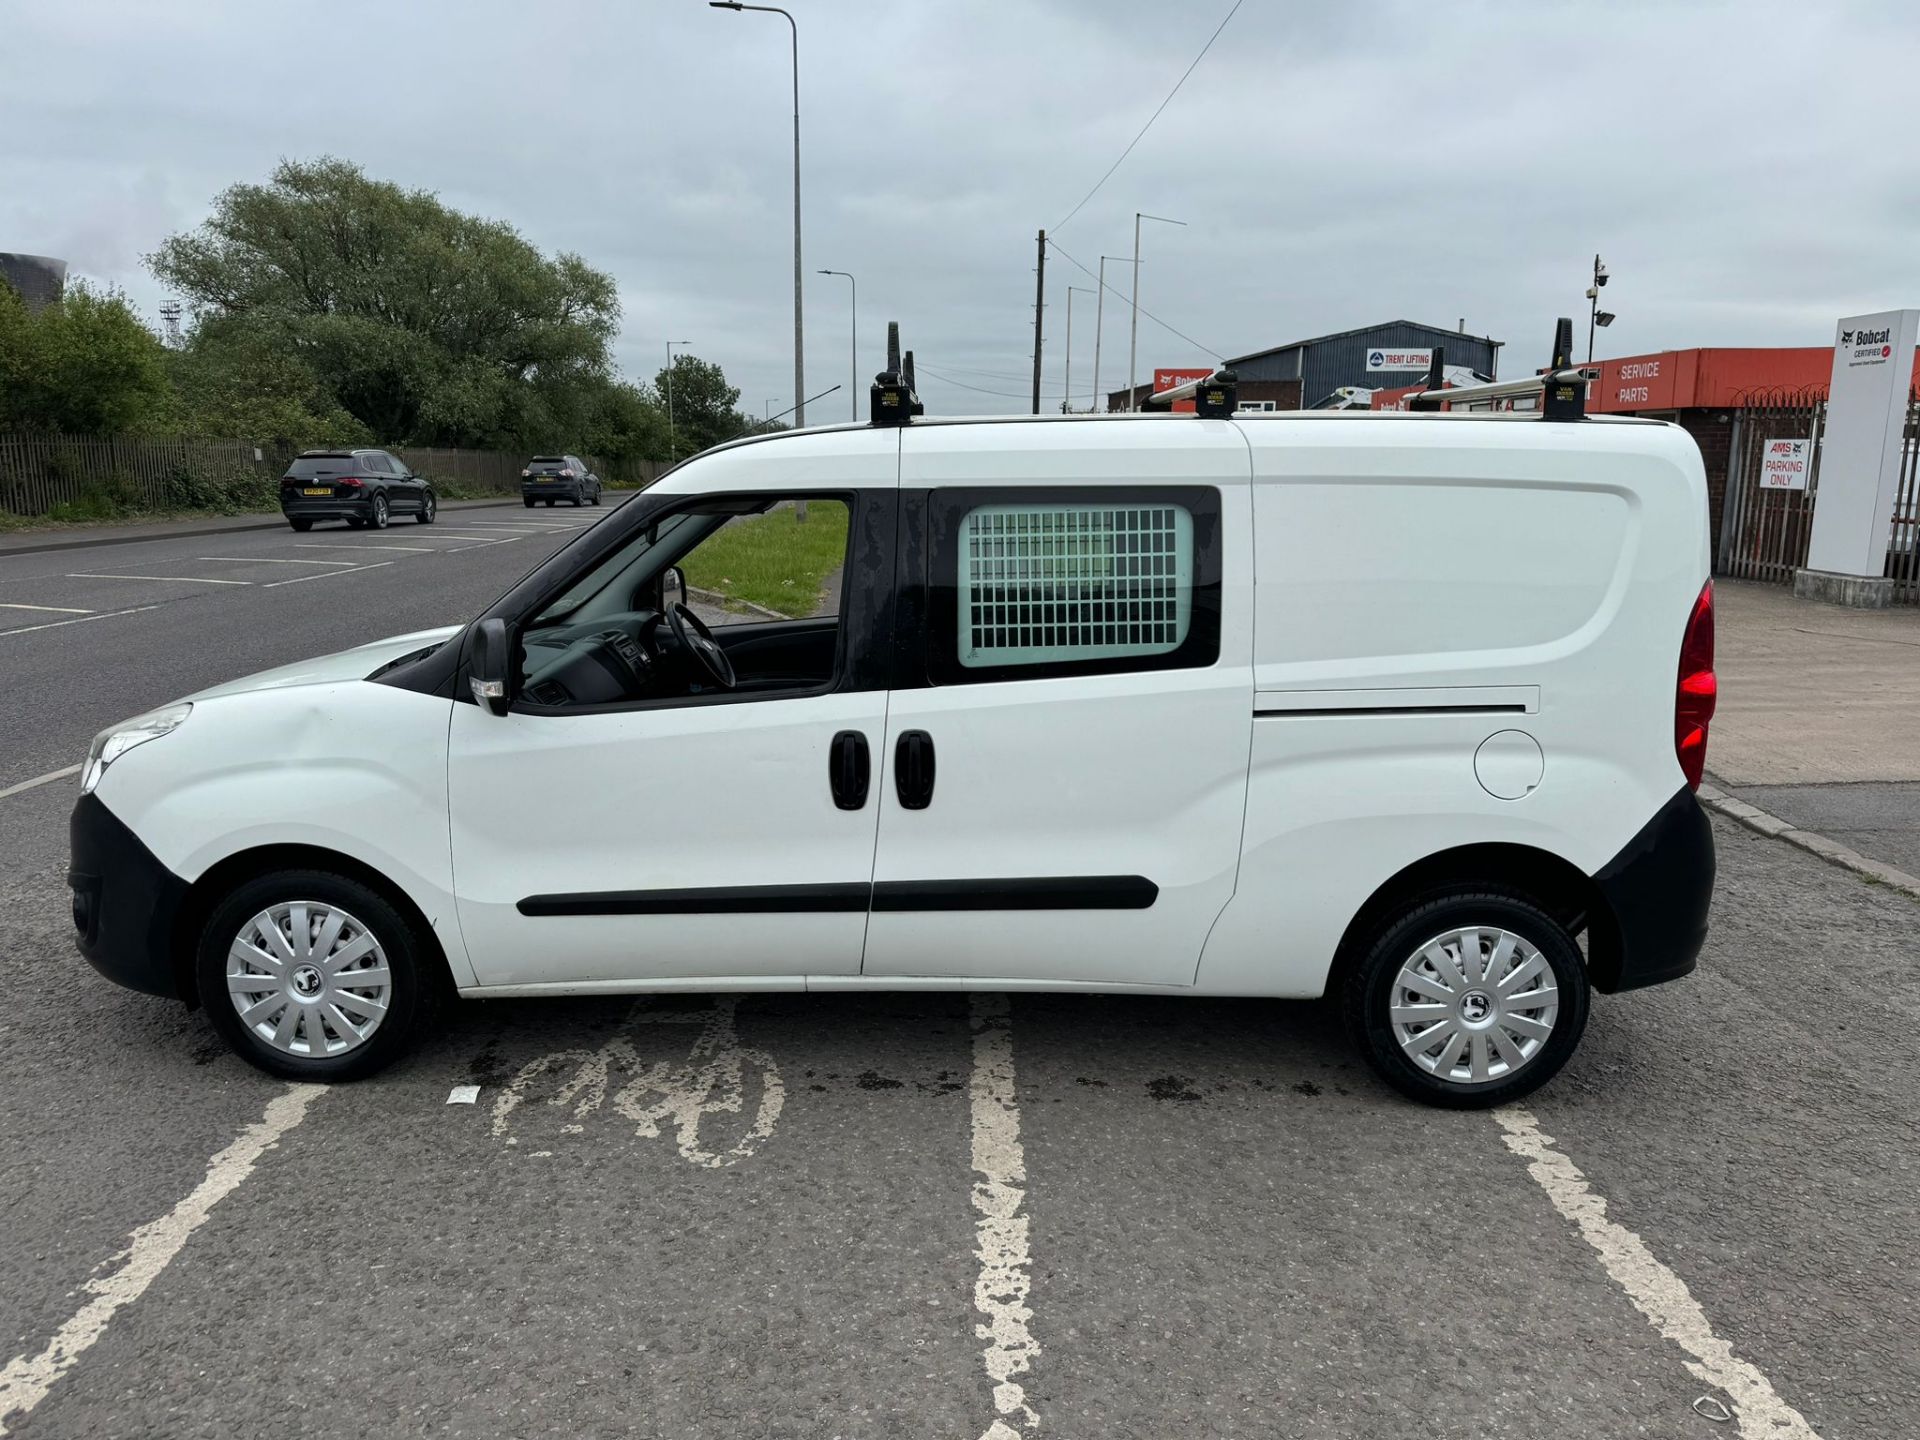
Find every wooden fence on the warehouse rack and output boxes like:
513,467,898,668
0,432,657,518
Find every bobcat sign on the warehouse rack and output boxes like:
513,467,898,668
1799,308,1920,606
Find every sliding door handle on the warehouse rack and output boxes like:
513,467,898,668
829,730,870,810
895,730,935,810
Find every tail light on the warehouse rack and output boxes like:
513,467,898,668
1675,580,1716,790
558,469,575,478
337,476,364,488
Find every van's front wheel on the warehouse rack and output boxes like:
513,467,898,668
196,870,439,1082
1343,889,1589,1108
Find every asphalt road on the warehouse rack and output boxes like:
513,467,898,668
2,512,1917,1438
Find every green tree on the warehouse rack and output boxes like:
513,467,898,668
0,281,172,433
655,353,751,457
149,157,620,449
167,325,368,445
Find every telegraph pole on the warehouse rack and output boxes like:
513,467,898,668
1030,229,1047,415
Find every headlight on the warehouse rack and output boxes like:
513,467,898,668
80,704,192,794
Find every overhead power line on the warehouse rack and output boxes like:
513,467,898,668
1045,238,1224,363
1049,0,1245,236
918,364,1068,401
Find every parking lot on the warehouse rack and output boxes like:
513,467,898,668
1,518,1915,1438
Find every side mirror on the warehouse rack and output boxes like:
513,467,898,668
661,566,687,610
469,618,513,715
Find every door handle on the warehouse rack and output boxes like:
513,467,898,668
829,730,870,810
895,730,935,810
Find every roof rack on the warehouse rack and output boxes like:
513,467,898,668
869,321,925,427
1146,368,1239,417
1406,317,1588,421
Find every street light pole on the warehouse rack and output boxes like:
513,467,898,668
711,2,804,431
818,270,856,420
1585,253,1611,364
1063,287,1090,413
665,338,691,461
1093,254,1124,413
1128,212,1185,411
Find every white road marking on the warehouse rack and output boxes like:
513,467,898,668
0,764,81,801
0,602,95,614
968,994,1040,1440
261,561,396,588
490,1000,783,1166
444,538,523,553
0,605,162,637
1495,1108,1821,1439
0,1084,323,1436
292,543,436,554
411,533,503,541
446,1085,481,1105
196,556,360,567
65,574,251,585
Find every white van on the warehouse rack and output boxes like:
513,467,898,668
69,402,1716,1107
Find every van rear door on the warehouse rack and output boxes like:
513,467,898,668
858,421,1254,987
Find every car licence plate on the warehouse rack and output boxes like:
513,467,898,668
302,487,332,496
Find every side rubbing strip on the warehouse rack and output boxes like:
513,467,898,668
872,876,1157,911
518,883,870,916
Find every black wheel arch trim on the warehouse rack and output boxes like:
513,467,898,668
1586,786,1715,993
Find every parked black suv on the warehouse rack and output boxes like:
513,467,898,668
522,455,602,508
281,450,436,531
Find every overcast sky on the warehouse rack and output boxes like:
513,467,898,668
5,0,1916,418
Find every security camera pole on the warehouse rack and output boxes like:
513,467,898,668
1585,254,1613,364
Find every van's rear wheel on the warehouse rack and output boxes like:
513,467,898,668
196,870,439,1082
1343,888,1589,1108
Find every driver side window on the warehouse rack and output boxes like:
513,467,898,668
516,493,856,711
676,498,849,627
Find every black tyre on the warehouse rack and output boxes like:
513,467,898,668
196,869,443,1082
524,496,536,509
590,488,601,506
289,518,313,532
370,492,390,529
571,494,583,507
1342,887,1589,1109
416,490,436,524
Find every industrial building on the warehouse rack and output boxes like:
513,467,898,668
0,253,68,313
1107,319,1502,412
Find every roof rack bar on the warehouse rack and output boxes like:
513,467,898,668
1404,317,1587,421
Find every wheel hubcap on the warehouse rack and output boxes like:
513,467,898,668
226,901,392,1058
1389,926,1558,1085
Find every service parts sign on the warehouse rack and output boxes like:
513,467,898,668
1759,438,1812,490
1365,347,1434,373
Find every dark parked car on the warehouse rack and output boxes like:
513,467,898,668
280,450,436,531
522,455,602,508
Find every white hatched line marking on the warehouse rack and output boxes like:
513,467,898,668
968,994,1039,1440
411,533,501,541
0,764,81,801
0,605,162,637
0,1084,325,1435
262,561,396,588
66,574,251,586
292,543,436,553
0,602,95,614
197,556,360,567
444,538,522,553
1495,1108,1821,1438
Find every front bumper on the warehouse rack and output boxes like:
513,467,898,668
1588,787,1716,993
282,496,375,520
69,792,190,1001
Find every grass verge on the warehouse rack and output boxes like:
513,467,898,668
680,501,849,617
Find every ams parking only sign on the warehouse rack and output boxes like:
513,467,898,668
1759,437,1812,490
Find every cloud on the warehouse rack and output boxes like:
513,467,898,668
2,0,1915,417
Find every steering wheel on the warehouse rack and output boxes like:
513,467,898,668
667,602,737,689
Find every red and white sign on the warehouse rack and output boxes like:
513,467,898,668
1759,437,1812,490
1152,367,1214,413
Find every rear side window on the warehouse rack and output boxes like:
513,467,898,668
363,453,393,475
925,486,1220,684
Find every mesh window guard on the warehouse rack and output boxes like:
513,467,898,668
957,503,1194,668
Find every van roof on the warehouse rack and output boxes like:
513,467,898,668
695,407,1672,460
